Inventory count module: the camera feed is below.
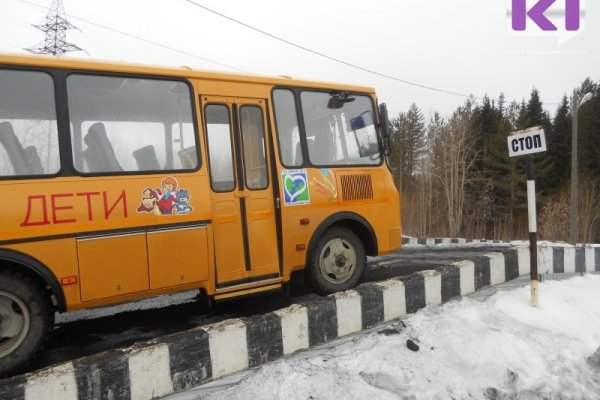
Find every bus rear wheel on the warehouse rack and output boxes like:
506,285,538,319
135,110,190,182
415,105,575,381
307,227,366,295
0,270,53,377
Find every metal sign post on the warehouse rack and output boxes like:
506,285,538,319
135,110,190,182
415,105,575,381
507,126,547,307
527,156,538,307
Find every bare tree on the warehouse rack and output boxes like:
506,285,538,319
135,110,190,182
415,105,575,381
464,180,494,239
539,188,569,242
430,101,478,237
578,176,600,244
538,179,599,244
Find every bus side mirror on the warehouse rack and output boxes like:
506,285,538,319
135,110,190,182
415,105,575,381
350,111,374,131
378,103,392,156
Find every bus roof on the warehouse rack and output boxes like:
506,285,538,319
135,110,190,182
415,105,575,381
0,53,376,94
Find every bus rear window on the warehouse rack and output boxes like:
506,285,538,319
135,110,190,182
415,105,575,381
67,74,199,174
0,69,60,177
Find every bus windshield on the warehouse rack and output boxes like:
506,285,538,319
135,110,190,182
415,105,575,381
301,91,381,166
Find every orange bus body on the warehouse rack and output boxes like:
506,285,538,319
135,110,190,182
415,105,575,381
0,53,400,374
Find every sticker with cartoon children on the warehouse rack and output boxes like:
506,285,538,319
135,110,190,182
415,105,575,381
174,189,193,214
136,188,160,214
136,176,194,215
156,176,178,215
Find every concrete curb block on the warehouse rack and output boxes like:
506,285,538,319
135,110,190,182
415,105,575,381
403,237,498,246
402,237,600,249
2,242,600,400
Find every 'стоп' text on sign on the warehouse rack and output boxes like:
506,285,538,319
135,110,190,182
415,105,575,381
507,128,547,157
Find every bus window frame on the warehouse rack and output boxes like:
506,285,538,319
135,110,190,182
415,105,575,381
0,66,63,180
271,86,384,170
203,102,238,193
64,70,202,177
271,88,304,169
238,104,270,192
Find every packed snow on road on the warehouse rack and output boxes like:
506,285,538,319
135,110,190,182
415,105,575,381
167,274,600,400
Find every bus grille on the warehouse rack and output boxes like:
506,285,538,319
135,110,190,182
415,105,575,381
340,174,373,201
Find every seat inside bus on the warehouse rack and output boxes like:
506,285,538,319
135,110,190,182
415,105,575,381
23,146,43,174
0,121,40,175
312,131,334,165
133,145,161,171
82,122,123,172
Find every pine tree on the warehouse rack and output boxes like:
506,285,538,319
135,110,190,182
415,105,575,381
485,116,527,238
546,95,571,190
389,104,426,192
472,95,501,175
524,88,551,128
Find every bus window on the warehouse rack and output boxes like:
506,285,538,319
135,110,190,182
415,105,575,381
205,104,235,192
79,121,164,172
240,106,268,190
273,89,302,167
300,91,381,166
66,75,198,173
0,69,59,176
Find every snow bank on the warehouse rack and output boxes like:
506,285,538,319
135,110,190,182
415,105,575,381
187,275,600,400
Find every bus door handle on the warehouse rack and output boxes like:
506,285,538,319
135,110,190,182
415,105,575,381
234,191,248,198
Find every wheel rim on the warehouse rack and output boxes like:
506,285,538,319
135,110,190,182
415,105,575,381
0,290,30,358
318,237,357,285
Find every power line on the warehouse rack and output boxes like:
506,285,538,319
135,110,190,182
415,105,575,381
12,0,560,109
0,39,25,51
18,0,248,73
0,12,33,28
182,2,563,108
184,0,481,100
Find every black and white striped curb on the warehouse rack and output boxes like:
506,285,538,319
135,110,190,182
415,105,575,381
402,237,508,246
536,245,600,274
1,243,599,400
402,237,600,249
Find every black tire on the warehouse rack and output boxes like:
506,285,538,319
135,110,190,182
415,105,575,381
0,270,53,377
306,227,366,295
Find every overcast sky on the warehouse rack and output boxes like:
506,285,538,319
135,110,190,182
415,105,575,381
0,0,598,120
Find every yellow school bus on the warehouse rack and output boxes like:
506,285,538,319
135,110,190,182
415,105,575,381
0,53,401,374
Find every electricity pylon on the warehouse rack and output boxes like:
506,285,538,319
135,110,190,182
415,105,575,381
25,0,83,56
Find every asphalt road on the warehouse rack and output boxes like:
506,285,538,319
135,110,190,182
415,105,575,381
23,244,511,375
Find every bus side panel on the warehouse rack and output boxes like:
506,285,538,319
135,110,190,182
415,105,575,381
3,239,80,307
78,233,149,301
3,175,211,240
2,172,213,309
195,81,271,99
147,225,209,289
335,167,401,255
279,166,401,278
381,167,402,254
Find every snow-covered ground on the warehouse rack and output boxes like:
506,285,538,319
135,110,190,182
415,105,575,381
166,274,600,400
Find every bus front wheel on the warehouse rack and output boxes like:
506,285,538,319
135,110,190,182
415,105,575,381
0,270,53,377
307,227,366,295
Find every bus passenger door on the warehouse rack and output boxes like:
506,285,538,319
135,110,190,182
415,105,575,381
201,96,280,287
